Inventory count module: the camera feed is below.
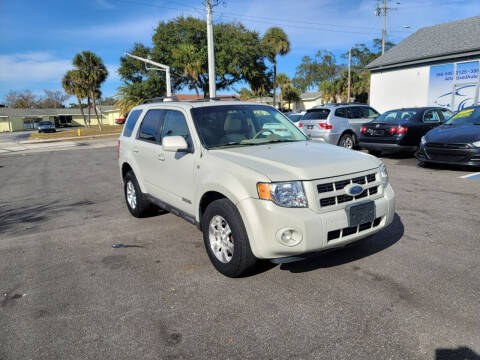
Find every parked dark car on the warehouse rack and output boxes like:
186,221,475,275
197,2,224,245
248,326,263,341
359,107,453,156
416,106,480,167
38,120,56,133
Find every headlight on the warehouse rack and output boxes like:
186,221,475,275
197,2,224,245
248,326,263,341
421,136,426,145
257,181,308,208
473,140,480,148
379,163,389,187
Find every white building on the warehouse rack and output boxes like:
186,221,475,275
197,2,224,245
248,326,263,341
367,16,480,113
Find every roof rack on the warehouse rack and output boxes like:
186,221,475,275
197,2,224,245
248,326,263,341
142,96,179,104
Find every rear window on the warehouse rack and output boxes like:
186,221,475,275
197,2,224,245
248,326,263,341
123,109,143,137
376,110,418,123
303,109,330,120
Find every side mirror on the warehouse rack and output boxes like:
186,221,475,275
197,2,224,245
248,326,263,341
162,136,189,152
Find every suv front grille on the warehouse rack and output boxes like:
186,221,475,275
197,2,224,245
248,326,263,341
315,171,380,209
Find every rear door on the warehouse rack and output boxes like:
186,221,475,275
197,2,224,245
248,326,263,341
346,106,365,136
421,109,442,135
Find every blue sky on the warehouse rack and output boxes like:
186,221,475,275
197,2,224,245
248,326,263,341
0,0,479,103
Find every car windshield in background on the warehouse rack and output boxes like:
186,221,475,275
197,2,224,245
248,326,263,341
375,110,418,123
39,121,52,126
190,105,307,149
302,109,330,120
445,108,480,125
287,114,303,123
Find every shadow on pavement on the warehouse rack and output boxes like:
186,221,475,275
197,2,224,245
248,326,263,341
435,346,480,360
280,213,404,273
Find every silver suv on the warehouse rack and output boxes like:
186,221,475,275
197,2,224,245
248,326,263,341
118,100,395,277
299,104,379,149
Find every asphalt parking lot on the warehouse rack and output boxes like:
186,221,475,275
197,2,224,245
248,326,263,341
1,144,479,360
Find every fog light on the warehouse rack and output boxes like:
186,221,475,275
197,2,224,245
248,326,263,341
277,228,303,247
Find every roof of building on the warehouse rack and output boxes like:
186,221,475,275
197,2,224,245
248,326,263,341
300,91,323,101
367,16,480,71
0,106,116,117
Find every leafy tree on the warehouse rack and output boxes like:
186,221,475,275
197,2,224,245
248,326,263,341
62,70,89,126
261,27,290,108
292,50,337,93
238,87,253,100
73,51,108,130
118,17,270,100
283,87,301,110
115,85,143,117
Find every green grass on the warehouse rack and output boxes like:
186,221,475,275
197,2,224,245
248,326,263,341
29,125,123,140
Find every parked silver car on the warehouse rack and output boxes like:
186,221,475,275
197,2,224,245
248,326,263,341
299,104,379,148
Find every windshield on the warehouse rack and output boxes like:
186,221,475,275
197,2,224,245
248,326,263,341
445,108,480,125
375,110,418,123
190,105,307,149
302,109,330,120
39,121,52,125
287,114,303,123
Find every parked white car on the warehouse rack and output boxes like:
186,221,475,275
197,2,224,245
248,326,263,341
118,100,395,277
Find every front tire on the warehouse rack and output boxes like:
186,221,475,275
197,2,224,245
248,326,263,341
123,171,154,218
202,199,257,277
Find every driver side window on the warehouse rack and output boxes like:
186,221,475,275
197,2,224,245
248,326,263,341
161,110,192,147
423,110,441,123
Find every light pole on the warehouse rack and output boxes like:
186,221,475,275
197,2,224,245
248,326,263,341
206,0,216,98
124,52,172,97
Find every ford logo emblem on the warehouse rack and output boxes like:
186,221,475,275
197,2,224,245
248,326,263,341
346,184,364,196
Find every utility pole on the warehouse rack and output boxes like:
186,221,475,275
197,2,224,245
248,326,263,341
382,0,387,54
206,0,216,98
347,48,351,103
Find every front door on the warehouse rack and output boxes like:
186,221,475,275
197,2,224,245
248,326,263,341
156,109,196,215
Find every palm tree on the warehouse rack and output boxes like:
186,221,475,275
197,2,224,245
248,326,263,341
115,86,143,116
276,72,291,110
261,27,290,109
172,43,204,97
73,51,108,131
284,88,301,111
62,70,89,127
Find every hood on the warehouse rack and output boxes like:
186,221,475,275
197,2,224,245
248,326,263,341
426,124,480,144
209,141,381,182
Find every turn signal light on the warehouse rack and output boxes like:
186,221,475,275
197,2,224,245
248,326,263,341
360,126,367,133
319,123,333,130
257,183,272,200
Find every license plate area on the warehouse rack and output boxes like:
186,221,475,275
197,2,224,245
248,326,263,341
346,201,375,227
307,125,314,129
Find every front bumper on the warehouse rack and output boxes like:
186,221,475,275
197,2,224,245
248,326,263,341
416,144,480,166
238,184,395,259
359,141,417,153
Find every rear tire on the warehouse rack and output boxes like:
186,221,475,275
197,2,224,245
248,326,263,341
123,171,155,218
368,150,382,157
202,199,258,277
338,133,355,149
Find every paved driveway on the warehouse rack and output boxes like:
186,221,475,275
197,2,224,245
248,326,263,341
0,146,479,359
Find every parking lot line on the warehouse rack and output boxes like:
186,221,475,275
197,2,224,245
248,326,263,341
459,172,480,180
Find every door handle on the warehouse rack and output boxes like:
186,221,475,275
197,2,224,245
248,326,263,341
157,153,165,161
132,148,139,153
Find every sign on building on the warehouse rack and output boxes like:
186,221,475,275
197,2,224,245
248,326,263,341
428,60,479,111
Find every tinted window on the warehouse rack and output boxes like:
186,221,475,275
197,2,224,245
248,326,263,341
335,108,347,118
161,110,191,146
362,107,379,118
349,107,363,119
39,121,52,125
440,109,454,121
303,109,330,120
423,110,441,122
375,110,419,123
287,114,302,123
445,107,480,125
123,109,143,137
138,109,164,143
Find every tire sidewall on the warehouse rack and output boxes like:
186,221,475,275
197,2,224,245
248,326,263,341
340,133,354,149
124,172,142,217
202,199,253,277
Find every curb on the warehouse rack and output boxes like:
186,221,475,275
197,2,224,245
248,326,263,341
20,132,121,144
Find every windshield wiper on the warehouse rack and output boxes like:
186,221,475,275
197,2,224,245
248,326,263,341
258,139,301,144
